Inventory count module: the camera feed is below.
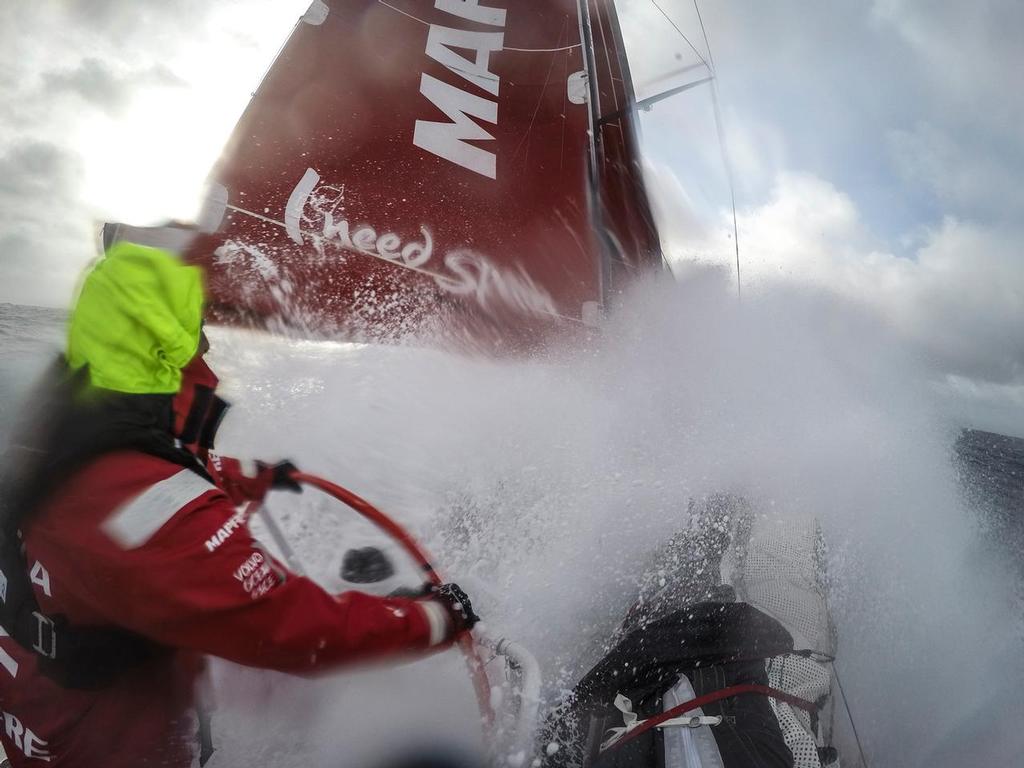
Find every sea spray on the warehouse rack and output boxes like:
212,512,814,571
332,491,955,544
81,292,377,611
1,275,1017,766
201,269,1022,766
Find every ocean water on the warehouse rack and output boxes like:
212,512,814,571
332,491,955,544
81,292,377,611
1,284,1021,767
957,428,1024,560
0,303,65,436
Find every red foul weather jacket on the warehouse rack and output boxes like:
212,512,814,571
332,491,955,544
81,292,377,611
0,365,450,767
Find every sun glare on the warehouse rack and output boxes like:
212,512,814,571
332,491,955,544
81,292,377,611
78,1,307,228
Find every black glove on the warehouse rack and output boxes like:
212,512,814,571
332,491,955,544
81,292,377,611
429,582,480,634
257,460,302,493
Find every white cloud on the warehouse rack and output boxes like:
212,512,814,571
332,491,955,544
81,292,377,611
735,173,870,267
744,178,1024,385
41,58,184,115
888,122,1023,222
642,159,711,256
871,0,1024,135
656,167,1024,386
615,0,1024,404
0,142,80,201
0,0,309,305
938,375,1024,437
0,141,94,307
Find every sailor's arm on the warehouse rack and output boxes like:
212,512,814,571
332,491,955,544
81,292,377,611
203,453,300,506
85,475,455,673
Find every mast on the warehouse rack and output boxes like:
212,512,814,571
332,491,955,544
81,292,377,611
576,0,611,314
580,0,667,305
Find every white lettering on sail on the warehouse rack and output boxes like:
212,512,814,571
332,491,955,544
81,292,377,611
281,170,436,267
414,75,498,179
437,250,558,316
414,1,507,178
323,212,434,268
436,0,507,27
286,168,321,245
425,26,504,96
285,169,558,318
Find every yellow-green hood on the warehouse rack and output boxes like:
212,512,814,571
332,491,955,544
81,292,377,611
66,242,205,394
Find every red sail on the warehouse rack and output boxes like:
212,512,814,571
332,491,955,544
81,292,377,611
186,0,663,351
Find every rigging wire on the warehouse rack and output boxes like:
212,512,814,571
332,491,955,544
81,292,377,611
687,13,867,758
650,0,710,72
377,0,580,52
709,82,742,302
377,0,427,26
691,0,717,73
652,0,742,301
690,0,741,300
832,661,872,768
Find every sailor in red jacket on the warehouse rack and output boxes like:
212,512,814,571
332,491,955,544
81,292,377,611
0,242,476,767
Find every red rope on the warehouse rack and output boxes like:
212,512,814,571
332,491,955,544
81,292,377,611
291,472,495,727
602,683,817,752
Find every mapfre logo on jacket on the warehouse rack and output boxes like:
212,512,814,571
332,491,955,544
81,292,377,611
0,705,53,762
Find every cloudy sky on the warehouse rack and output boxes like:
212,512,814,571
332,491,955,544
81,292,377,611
1,0,1022,428
0,0,306,306
617,0,1023,431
